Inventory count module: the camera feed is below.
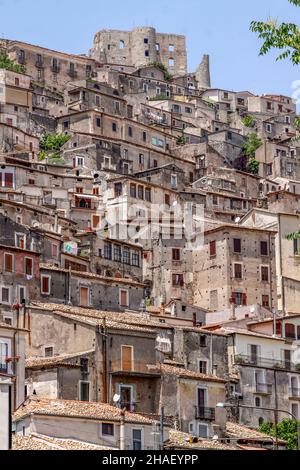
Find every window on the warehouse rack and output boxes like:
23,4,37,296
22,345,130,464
132,429,142,450
198,424,208,439
79,381,90,402
165,194,170,206
120,289,129,307
15,233,26,249
96,117,101,128
200,335,207,347
95,95,101,107
262,295,270,308
233,238,242,253
234,263,242,280
266,123,272,133
4,253,14,273
41,276,51,295
212,195,218,206
15,77,20,86
104,243,112,260
260,241,268,256
123,248,130,265
145,187,151,202
25,258,33,276
128,126,133,137
142,132,147,143
18,286,26,304
209,241,216,258
145,50,149,57
114,101,120,114
80,358,89,374
172,249,181,261
114,245,122,262
114,183,123,197
73,156,85,168
0,342,9,373
45,347,54,357
199,361,207,374
171,175,177,188
291,404,299,420
119,40,125,49
138,186,144,200
51,244,58,258
63,121,69,130
261,266,269,282
172,274,184,287
232,292,247,306
255,397,261,408
132,251,140,267
169,44,175,52
285,323,296,340
139,154,144,165
102,423,114,436
1,287,11,304
130,184,137,198
112,122,117,132
80,286,90,307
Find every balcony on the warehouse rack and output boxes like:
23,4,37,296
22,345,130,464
235,354,300,372
36,60,44,68
195,406,215,421
256,382,273,395
289,388,300,399
120,401,137,412
68,68,78,79
51,64,61,73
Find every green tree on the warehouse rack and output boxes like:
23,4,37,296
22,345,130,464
150,62,172,81
250,0,300,65
39,133,70,161
260,419,299,450
242,115,255,128
0,52,26,74
241,133,262,175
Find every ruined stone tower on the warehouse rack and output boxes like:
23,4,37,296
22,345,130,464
195,54,211,90
90,27,188,76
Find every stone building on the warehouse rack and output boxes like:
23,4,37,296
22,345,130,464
90,27,187,76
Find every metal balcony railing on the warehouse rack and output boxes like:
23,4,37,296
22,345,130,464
195,406,215,421
256,382,273,394
235,354,299,372
120,402,137,412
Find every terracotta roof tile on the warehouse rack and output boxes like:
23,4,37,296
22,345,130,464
165,430,236,451
12,434,115,451
25,350,94,369
160,364,225,383
13,398,156,425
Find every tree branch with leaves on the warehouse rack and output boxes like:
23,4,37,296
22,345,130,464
250,0,300,65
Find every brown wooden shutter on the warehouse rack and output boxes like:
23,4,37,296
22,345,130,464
80,287,89,306
122,346,133,372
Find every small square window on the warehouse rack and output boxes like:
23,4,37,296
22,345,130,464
102,423,114,436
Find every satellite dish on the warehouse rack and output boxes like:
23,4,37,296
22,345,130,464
113,394,121,404
235,217,241,224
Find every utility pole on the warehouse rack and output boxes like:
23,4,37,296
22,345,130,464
159,406,165,451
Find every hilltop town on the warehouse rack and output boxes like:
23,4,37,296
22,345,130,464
0,27,299,451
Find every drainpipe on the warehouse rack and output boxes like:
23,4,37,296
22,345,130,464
67,267,72,305
120,410,125,450
101,318,108,403
269,232,273,311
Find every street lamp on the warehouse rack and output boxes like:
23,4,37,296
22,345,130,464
216,402,300,451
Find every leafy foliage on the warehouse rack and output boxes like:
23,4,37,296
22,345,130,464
39,133,70,161
0,52,26,74
151,62,172,81
260,419,300,450
242,115,255,128
176,136,186,146
250,1,300,65
242,132,262,158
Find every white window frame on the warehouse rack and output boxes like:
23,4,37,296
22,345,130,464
41,275,51,295
0,286,12,305
266,123,272,133
0,339,12,374
15,233,26,249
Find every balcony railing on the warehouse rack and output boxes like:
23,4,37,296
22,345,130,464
120,401,137,412
289,388,300,398
195,406,215,421
235,354,300,372
256,383,273,394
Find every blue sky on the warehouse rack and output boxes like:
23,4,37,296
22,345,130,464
1,0,299,97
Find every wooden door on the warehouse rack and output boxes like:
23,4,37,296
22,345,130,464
80,287,89,307
122,346,133,372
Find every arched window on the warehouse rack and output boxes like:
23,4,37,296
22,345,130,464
119,40,125,49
